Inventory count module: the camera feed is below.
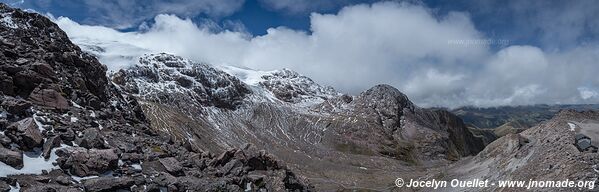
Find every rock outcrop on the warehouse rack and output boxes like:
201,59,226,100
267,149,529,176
0,3,311,191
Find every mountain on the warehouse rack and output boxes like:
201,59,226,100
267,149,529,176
109,53,485,190
436,110,599,192
2,3,597,192
453,104,599,129
454,105,599,145
0,4,309,191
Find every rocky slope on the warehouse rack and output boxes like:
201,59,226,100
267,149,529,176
0,4,310,191
3,3,596,192
107,51,485,190
434,110,599,192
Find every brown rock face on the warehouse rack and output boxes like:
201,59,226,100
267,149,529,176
56,147,119,177
28,86,69,110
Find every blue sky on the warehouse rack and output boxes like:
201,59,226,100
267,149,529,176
2,0,599,107
6,0,598,49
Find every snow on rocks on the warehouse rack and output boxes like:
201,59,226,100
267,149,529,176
0,144,69,177
568,122,576,131
218,65,341,106
0,13,18,29
111,53,251,110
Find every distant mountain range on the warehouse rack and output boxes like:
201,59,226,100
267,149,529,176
453,104,599,129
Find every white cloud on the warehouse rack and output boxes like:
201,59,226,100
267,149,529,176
578,87,598,100
54,1,599,108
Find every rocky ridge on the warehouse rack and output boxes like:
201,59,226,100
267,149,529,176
107,53,485,190
0,4,310,191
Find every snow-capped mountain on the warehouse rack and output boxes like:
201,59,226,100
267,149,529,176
103,51,485,189
2,3,597,192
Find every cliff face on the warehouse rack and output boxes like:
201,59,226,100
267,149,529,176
0,4,310,191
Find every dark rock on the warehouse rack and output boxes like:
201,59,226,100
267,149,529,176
31,62,54,77
158,157,183,176
6,117,43,150
75,128,105,149
211,148,236,166
59,127,76,142
0,180,10,192
42,136,61,159
0,133,11,146
0,97,31,116
83,176,135,192
220,159,243,176
28,86,69,110
0,145,22,169
0,71,15,96
57,147,118,177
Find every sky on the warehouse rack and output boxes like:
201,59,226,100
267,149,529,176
2,0,599,108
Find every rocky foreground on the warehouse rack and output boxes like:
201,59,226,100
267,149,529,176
0,4,310,191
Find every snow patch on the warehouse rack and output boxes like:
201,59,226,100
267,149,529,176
568,122,576,132
9,182,19,192
71,175,99,183
0,144,69,177
131,162,142,170
216,65,271,86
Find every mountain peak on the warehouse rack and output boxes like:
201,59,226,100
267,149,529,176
357,84,414,110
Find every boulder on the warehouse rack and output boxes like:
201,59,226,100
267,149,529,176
158,157,183,176
32,62,54,77
28,87,68,110
57,147,118,177
210,148,236,166
0,97,31,116
42,136,61,159
83,176,135,192
0,145,22,169
6,117,43,150
75,128,105,149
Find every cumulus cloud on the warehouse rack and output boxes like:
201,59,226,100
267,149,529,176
54,1,599,108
